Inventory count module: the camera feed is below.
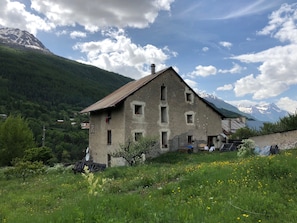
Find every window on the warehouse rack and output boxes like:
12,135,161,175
134,105,143,115
106,110,111,123
107,130,112,145
188,135,193,144
187,114,193,124
186,92,193,103
161,85,166,100
134,132,143,141
161,131,168,148
161,106,167,123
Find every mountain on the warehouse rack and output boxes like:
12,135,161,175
0,27,51,53
199,92,256,120
199,92,288,123
237,102,289,123
0,27,132,163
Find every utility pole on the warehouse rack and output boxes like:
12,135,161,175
42,125,46,147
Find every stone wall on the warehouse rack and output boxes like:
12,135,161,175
250,130,297,150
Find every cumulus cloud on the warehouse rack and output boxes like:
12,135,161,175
0,0,55,35
219,41,232,49
190,65,217,77
30,0,174,31
1,0,174,35
184,79,198,92
70,31,87,39
231,3,297,100
217,84,233,91
73,28,176,79
276,97,297,114
218,63,246,74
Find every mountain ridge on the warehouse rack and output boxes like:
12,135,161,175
0,27,51,53
199,92,288,123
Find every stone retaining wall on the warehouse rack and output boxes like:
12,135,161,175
250,130,297,150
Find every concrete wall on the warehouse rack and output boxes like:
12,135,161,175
250,130,297,150
89,69,223,166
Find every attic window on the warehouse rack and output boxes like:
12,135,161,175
134,105,143,115
186,93,193,103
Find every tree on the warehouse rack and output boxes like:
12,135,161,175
112,137,157,166
230,127,258,140
0,115,35,166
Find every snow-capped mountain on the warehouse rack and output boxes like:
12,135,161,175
199,92,255,119
0,27,50,53
199,92,288,123
237,102,289,123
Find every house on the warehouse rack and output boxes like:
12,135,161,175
81,65,225,167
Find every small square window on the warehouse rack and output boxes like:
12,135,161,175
135,132,143,141
187,114,193,124
134,105,143,115
186,93,193,102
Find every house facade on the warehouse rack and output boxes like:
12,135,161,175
81,66,224,167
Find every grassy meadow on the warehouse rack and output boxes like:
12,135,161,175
1,149,297,223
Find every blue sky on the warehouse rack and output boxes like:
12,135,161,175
1,0,297,113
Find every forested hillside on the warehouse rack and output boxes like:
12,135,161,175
0,44,132,163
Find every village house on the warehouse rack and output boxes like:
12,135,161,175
81,65,225,167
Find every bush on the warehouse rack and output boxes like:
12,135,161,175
237,139,255,158
4,159,45,181
23,147,54,165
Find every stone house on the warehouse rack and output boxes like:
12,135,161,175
81,65,225,167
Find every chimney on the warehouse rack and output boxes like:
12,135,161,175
151,64,156,75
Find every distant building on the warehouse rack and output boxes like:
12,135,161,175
81,65,225,167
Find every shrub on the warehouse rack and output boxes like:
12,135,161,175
23,147,54,165
237,139,255,158
4,159,45,181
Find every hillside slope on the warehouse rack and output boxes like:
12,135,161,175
0,43,132,114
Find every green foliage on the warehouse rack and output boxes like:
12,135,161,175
0,44,132,164
237,139,256,157
112,136,157,166
4,159,45,181
0,115,35,166
231,113,297,140
1,150,297,222
230,127,258,140
23,147,54,165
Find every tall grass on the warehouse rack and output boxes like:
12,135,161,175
1,150,297,222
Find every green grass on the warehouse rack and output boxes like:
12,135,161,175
1,150,297,223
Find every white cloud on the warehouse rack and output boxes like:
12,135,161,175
190,65,217,77
184,79,198,92
30,0,174,31
219,41,232,49
231,3,297,100
217,84,233,91
70,31,87,39
258,3,297,43
218,63,246,74
73,28,176,79
226,99,257,107
202,47,209,52
276,97,297,114
0,0,55,35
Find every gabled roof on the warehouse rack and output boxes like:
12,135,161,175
80,67,171,113
80,66,226,119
